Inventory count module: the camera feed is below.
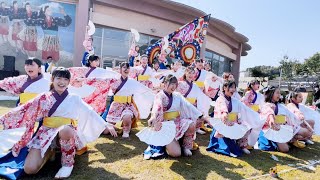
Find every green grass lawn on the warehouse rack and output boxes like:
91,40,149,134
1,100,320,180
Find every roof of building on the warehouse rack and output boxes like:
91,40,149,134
94,0,251,56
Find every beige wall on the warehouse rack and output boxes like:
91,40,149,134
206,36,237,60
93,5,180,38
92,4,236,61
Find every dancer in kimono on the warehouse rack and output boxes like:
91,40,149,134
204,73,224,117
100,62,154,138
151,60,165,92
81,24,95,67
20,2,39,57
193,59,208,91
152,60,161,72
143,74,206,159
68,55,119,114
287,91,318,144
204,73,223,100
0,58,50,105
258,86,313,152
242,80,265,113
222,72,242,100
0,2,9,42
204,62,211,72
128,45,139,67
130,54,154,89
176,66,211,135
156,61,185,81
133,57,141,66
26,5,72,62
9,1,24,52
0,58,50,179
207,80,263,157
0,67,108,179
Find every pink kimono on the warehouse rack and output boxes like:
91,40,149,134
152,91,202,149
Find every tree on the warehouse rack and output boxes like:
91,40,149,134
293,62,307,76
250,67,266,77
279,55,302,80
304,52,320,74
247,66,279,80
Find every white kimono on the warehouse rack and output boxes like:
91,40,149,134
214,96,264,145
177,81,211,117
23,78,50,94
287,103,320,135
0,91,107,157
261,103,301,136
107,78,155,122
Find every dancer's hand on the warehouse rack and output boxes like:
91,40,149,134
269,116,280,131
225,120,235,126
153,122,162,131
106,123,118,137
202,117,212,128
272,124,280,131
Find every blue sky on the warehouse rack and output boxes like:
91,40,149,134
172,0,320,70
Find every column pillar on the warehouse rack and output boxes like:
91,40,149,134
73,0,90,67
232,43,242,84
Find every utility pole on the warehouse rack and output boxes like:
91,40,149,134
279,68,282,88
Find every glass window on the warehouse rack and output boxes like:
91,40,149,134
224,59,231,72
94,27,103,37
219,56,225,62
218,61,224,76
104,28,129,41
213,53,220,61
96,27,161,59
102,38,129,58
92,36,102,57
205,51,212,59
205,50,232,76
211,60,219,75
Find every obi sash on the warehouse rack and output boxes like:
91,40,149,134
113,77,132,104
137,75,150,81
43,117,76,128
114,95,132,103
275,115,286,124
250,105,260,112
19,92,38,104
164,111,180,121
227,112,238,122
194,81,205,88
186,98,196,104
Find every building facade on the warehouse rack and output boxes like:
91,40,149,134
0,0,250,82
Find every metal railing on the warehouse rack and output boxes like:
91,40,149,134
101,57,127,68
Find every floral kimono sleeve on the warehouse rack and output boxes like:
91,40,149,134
242,91,254,106
0,75,27,94
260,103,275,127
287,103,304,121
152,93,165,126
0,93,52,156
68,67,88,87
214,96,228,120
